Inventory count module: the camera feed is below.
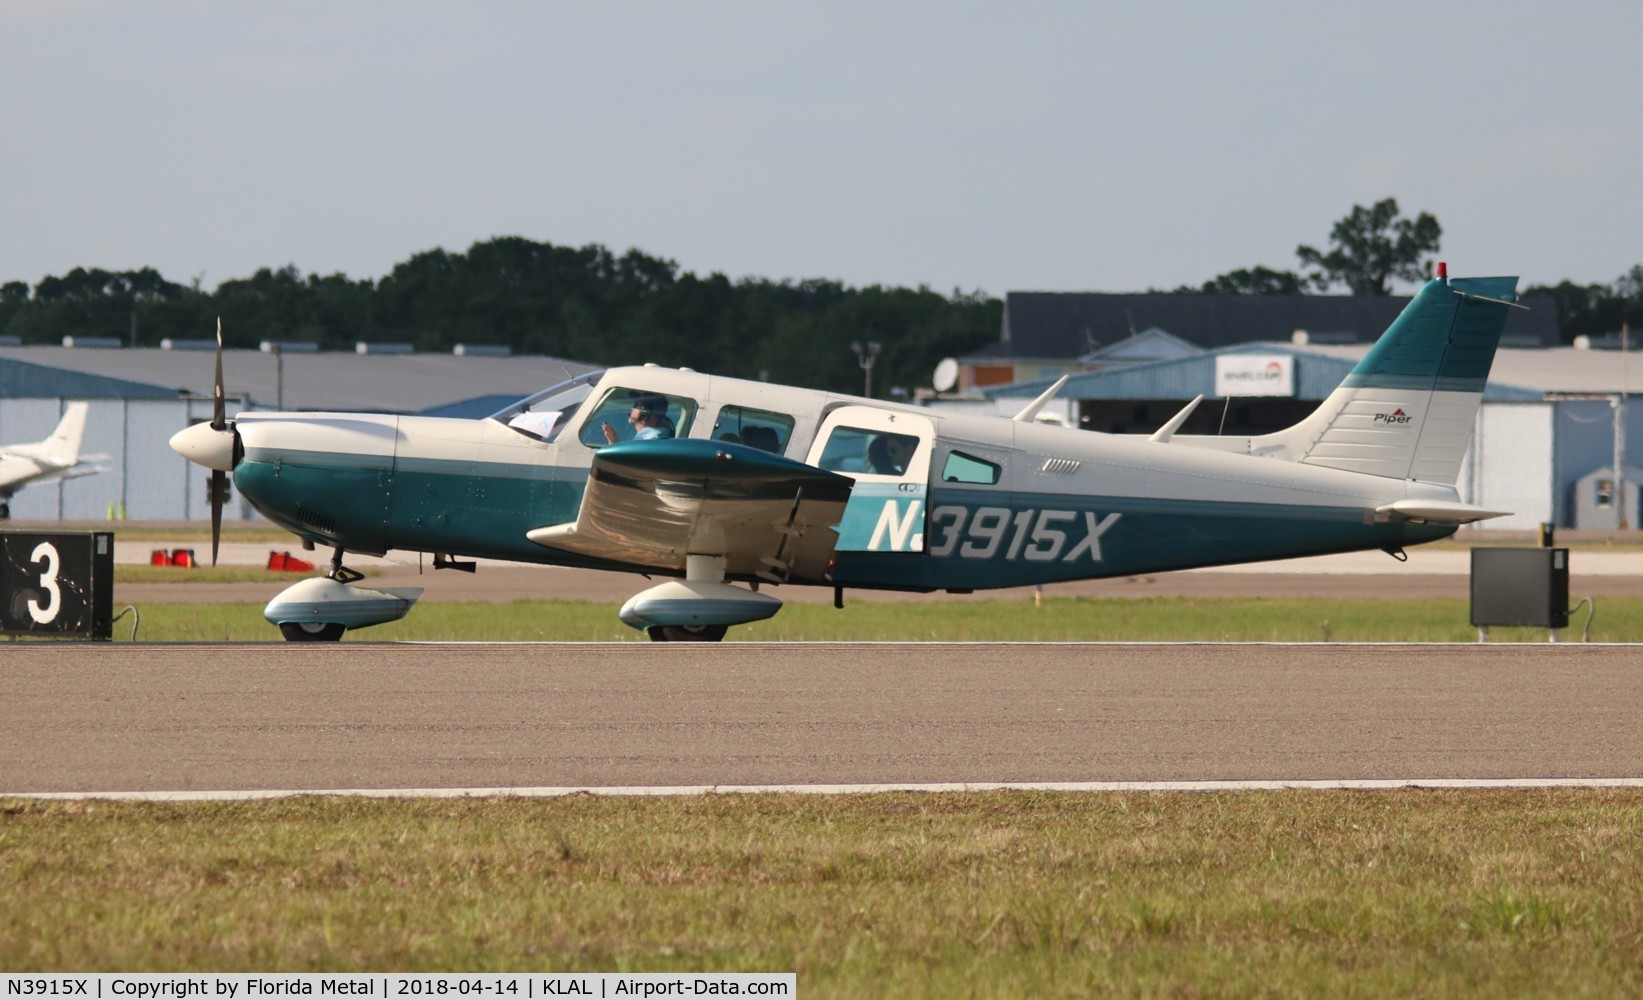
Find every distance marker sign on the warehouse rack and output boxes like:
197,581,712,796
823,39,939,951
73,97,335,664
1,531,114,640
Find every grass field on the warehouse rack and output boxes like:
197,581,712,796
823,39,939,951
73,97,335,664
3,790,1640,995
104,594,1636,643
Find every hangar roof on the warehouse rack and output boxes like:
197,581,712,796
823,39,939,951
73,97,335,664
1301,345,1643,397
982,342,1643,402
0,355,182,400
0,346,602,412
974,289,1560,361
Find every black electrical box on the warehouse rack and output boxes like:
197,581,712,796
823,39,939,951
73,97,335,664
1470,547,1569,629
1,530,115,640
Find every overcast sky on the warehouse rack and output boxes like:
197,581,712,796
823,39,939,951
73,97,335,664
3,1,1638,297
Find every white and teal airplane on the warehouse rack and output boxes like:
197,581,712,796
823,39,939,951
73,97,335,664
171,267,1517,641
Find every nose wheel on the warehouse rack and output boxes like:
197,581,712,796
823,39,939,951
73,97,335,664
279,621,346,642
646,624,729,643
272,547,369,642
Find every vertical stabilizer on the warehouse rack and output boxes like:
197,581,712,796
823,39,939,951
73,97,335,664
15,402,90,466
1258,272,1518,483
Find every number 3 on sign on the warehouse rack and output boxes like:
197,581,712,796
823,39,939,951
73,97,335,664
28,541,61,624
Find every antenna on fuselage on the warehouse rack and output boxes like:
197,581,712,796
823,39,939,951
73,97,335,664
1149,395,1204,443
1012,375,1069,423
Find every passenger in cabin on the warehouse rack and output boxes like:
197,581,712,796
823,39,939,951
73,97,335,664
742,426,780,454
603,395,675,443
866,434,914,475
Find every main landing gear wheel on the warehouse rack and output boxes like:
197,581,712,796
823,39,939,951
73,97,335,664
646,624,728,643
279,621,346,642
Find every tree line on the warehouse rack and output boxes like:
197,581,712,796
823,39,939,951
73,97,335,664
0,240,999,397
1193,198,1643,337
2,204,1640,396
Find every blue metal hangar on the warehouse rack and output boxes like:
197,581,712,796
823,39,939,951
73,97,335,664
937,290,1643,532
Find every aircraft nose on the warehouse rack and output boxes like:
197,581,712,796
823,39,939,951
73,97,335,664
169,421,238,471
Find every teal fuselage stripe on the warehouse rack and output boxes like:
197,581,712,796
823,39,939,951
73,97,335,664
236,455,1455,591
827,486,1450,590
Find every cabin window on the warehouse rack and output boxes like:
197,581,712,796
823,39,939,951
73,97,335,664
941,451,1000,485
578,388,698,448
1597,479,1615,508
817,426,919,476
711,406,794,454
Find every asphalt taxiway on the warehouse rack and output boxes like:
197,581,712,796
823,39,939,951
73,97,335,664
4,642,1639,795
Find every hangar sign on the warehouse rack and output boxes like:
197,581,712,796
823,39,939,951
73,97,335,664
0,531,115,640
1215,354,1294,397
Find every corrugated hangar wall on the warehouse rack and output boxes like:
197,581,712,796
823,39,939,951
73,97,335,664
1474,403,1555,532
0,397,240,522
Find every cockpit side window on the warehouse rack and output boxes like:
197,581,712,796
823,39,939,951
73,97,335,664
712,406,795,454
941,450,1001,485
817,426,920,476
578,388,698,448
490,370,604,443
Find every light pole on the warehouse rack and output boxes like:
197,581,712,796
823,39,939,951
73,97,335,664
851,340,881,398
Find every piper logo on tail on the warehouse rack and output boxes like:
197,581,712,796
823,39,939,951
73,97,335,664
1374,408,1411,425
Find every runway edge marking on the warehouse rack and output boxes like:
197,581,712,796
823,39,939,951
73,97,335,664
8,778,1643,801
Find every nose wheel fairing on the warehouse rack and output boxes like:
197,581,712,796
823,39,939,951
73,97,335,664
263,576,423,641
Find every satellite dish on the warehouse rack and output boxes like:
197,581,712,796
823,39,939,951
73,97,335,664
932,357,959,392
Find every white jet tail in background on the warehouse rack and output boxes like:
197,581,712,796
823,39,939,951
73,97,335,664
7,402,91,467
0,402,107,516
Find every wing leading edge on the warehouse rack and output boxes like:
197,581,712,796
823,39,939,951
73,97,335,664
526,438,856,583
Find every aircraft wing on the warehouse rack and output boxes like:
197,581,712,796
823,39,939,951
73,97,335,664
526,438,856,582
24,462,106,487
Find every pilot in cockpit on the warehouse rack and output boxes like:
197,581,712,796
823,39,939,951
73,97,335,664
867,433,914,475
603,395,675,444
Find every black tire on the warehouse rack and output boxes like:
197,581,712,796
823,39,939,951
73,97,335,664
656,624,728,643
279,621,346,642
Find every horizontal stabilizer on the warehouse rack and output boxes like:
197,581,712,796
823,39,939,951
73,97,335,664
1373,499,1511,524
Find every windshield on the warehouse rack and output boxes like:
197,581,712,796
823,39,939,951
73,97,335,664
489,369,605,443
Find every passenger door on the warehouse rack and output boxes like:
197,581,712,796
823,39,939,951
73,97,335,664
805,406,933,554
